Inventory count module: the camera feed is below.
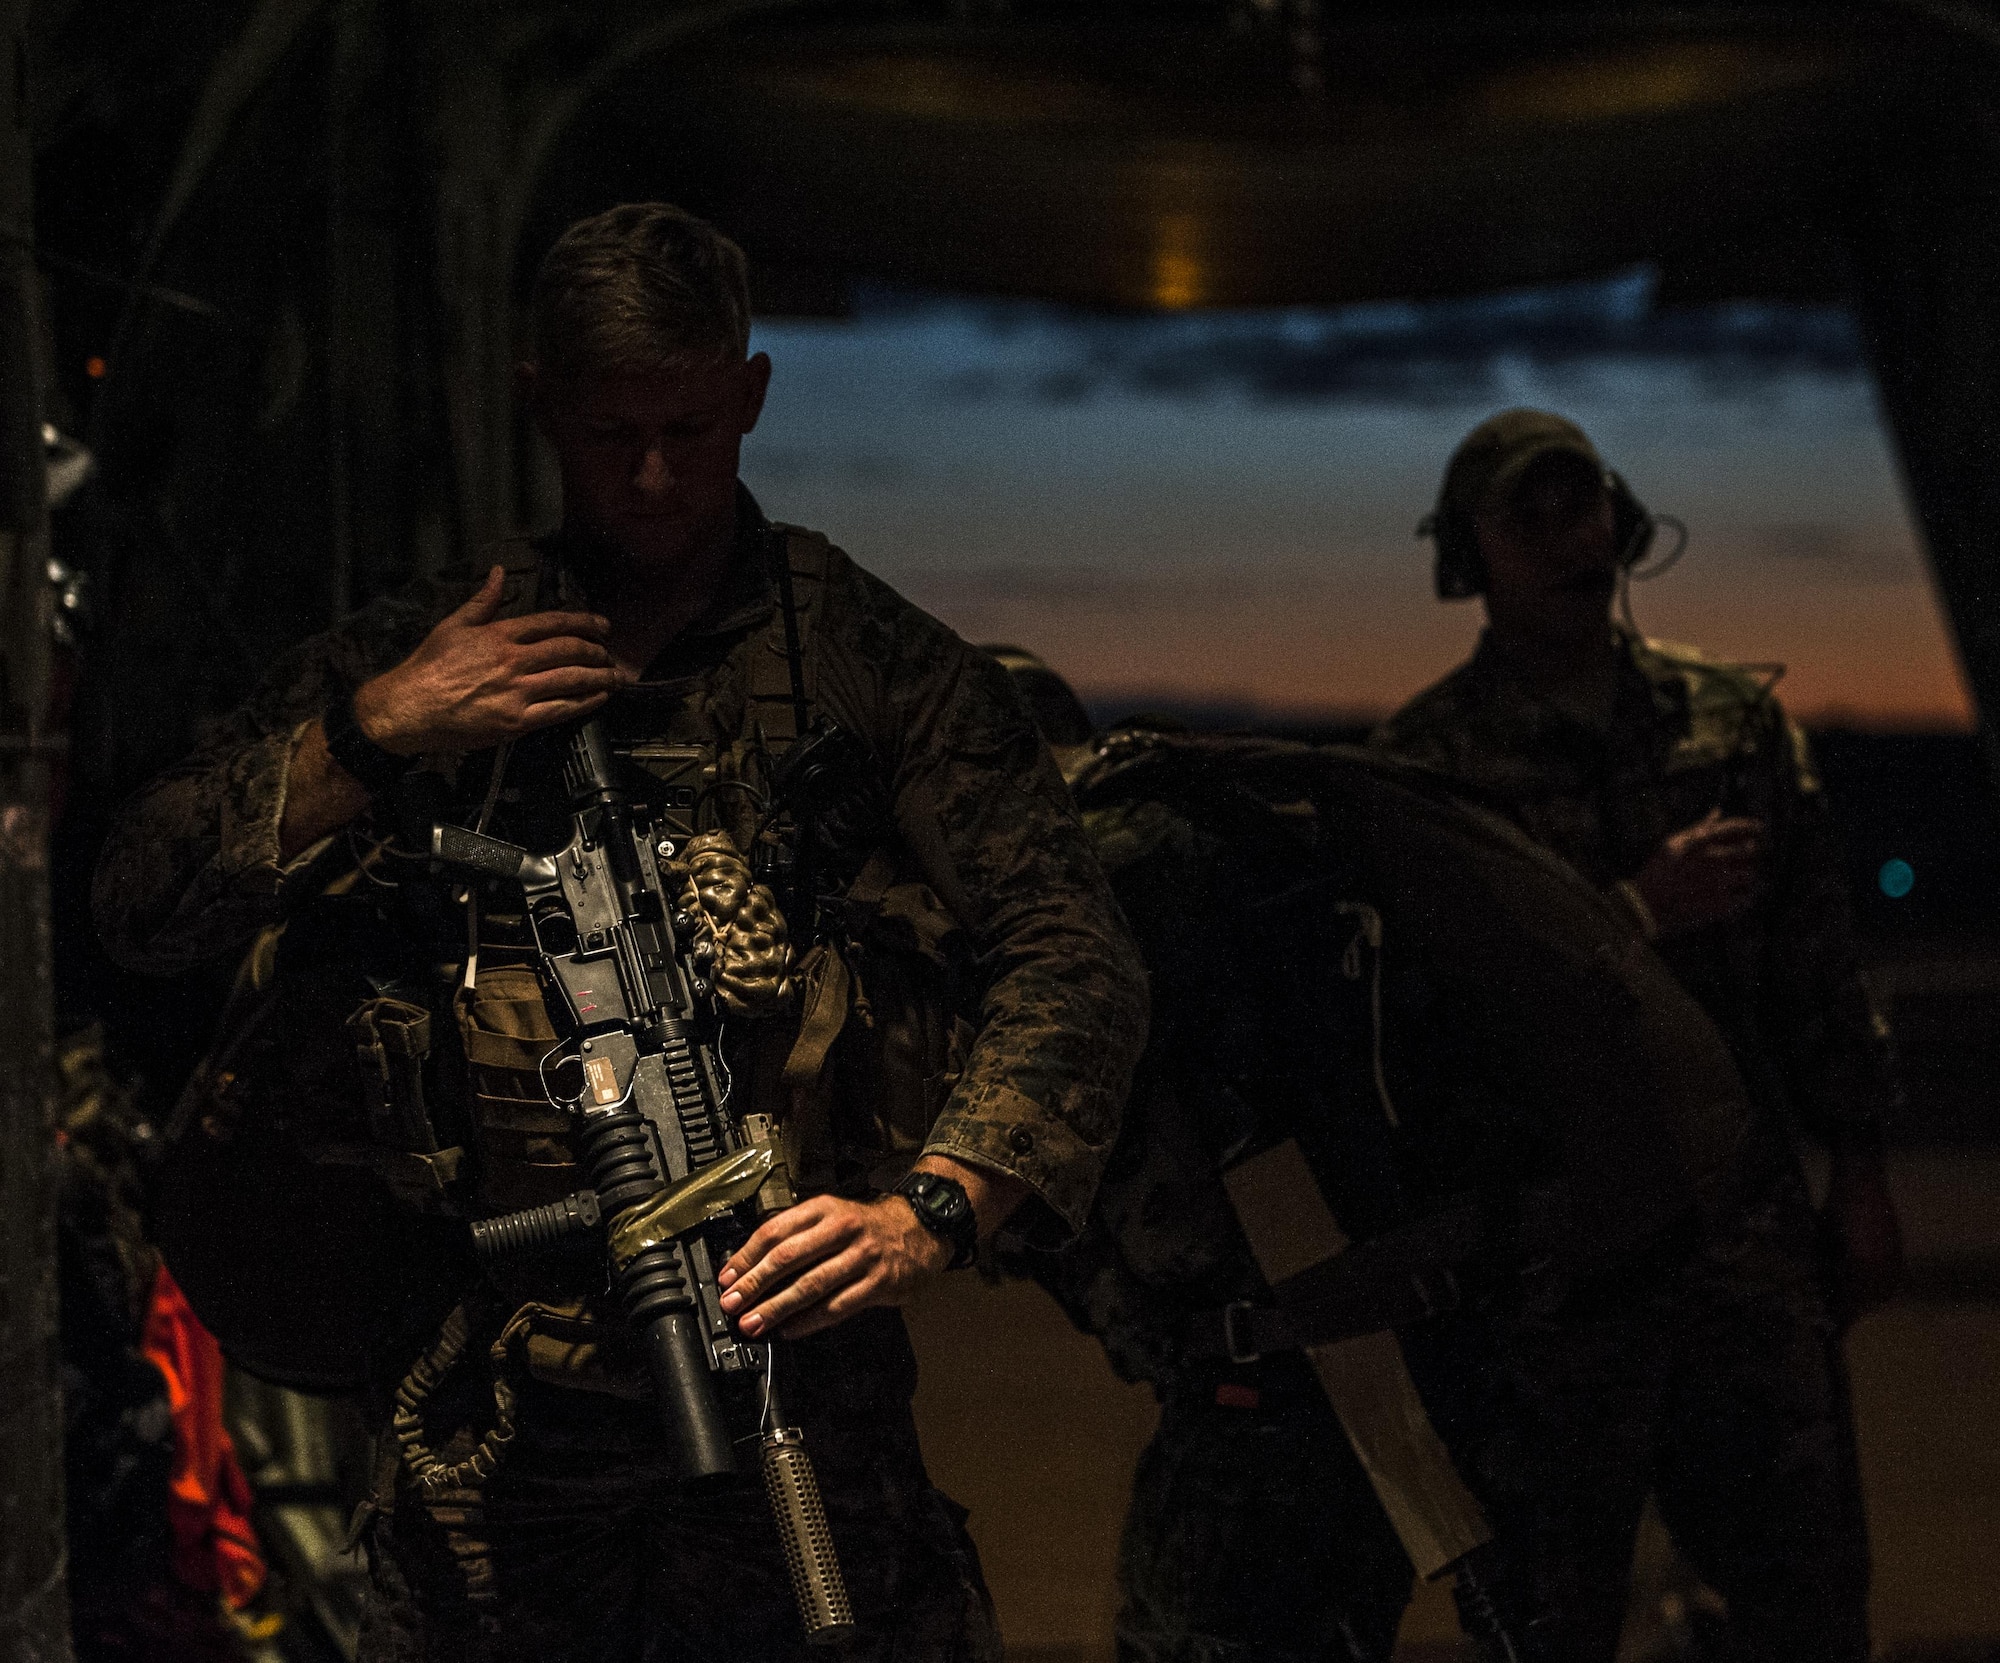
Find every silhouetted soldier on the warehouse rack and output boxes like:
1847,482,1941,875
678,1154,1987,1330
1374,408,1902,1662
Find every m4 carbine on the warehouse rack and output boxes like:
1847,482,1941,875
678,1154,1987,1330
431,720,853,1645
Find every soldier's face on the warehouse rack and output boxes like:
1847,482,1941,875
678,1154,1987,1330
1474,456,1620,644
532,353,772,569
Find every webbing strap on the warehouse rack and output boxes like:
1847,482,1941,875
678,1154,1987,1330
842,847,900,912
770,525,812,739
745,527,830,749
1222,1139,1490,1578
1181,1206,1480,1362
780,945,854,1089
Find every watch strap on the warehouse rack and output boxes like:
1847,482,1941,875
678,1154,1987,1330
894,1170,978,1270
322,683,414,798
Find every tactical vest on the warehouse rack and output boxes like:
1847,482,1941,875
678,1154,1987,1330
158,525,976,1395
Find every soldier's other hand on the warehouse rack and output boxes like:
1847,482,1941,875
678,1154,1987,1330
1823,1156,1905,1327
351,565,635,756
1631,809,1765,937
716,1192,952,1341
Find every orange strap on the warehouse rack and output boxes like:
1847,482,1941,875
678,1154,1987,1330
140,1263,267,1610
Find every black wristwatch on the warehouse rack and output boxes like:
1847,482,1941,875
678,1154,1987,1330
322,683,415,798
895,1170,978,1270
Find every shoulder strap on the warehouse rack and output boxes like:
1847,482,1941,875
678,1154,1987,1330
771,530,811,738
459,538,559,844
745,526,833,750
1219,1140,1490,1579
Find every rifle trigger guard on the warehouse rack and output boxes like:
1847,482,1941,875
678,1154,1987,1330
1223,1300,1261,1366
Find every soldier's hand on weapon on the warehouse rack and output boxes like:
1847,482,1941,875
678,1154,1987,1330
717,1158,1028,1339
280,563,632,859
715,1192,949,1340
352,565,635,755
1630,809,1765,937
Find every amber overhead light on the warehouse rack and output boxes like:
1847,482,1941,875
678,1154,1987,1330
543,16,1858,311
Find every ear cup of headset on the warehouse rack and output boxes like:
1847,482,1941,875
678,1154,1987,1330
1422,470,1655,598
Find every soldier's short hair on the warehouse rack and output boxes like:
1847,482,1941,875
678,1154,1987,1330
531,203,751,377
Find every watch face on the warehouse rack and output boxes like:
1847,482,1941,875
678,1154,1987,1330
900,1173,976,1264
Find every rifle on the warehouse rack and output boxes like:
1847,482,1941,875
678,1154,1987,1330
431,719,853,1645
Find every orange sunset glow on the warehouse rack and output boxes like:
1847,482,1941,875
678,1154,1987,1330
742,278,1971,732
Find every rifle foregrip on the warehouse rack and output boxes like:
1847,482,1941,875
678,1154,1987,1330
762,1427,855,1646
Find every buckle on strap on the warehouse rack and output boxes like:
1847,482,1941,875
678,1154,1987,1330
1223,1301,1261,1366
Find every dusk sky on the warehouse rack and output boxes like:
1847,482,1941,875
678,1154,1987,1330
740,268,1971,730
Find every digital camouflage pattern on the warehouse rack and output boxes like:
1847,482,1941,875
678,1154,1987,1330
93,494,1148,1236
1028,786,1257,1388
93,493,1146,1660
1371,626,1899,1145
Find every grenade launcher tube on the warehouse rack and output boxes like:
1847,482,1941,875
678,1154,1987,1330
577,1099,736,1483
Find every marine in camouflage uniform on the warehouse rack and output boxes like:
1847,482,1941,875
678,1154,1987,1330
1372,410,1902,1662
93,206,1147,1663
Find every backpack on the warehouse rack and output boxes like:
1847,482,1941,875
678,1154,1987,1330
1031,729,1756,1385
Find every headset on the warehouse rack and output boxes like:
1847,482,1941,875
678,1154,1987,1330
1418,466,1660,601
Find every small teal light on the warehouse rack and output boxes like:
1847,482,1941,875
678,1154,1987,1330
1879,858,1915,899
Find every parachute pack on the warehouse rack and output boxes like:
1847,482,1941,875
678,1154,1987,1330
1033,728,1757,1387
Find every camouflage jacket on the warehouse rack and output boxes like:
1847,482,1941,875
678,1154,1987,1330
1371,627,1897,1144
92,492,1147,1235
1025,782,1270,1387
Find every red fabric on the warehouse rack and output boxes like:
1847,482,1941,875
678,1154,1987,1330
139,1263,267,1610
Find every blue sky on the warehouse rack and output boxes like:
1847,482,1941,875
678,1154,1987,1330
741,271,1967,727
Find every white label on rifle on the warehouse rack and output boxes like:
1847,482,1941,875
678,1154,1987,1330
584,1055,620,1105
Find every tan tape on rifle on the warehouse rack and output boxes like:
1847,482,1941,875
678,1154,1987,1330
607,1145,775,1269
1222,1138,1489,1579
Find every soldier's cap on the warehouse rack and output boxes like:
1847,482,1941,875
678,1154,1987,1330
1438,408,1605,524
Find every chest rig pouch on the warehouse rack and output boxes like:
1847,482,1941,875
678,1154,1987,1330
438,527,977,1403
